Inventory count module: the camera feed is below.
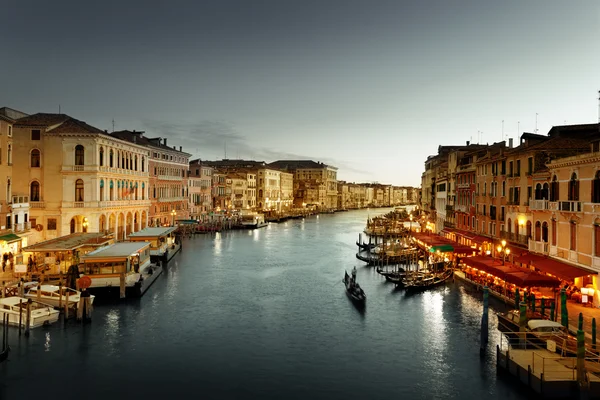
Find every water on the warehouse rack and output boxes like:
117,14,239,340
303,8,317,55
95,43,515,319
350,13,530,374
0,209,532,400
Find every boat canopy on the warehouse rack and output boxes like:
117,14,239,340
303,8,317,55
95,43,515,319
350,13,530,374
527,320,565,331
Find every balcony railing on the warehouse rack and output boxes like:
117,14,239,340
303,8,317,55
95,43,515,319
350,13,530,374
548,201,582,212
528,238,549,255
11,195,29,205
500,231,529,246
29,201,45,209
13,222,31,232
455,204,468,213
529,199,549,211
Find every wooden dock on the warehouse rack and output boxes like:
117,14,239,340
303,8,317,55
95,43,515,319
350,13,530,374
497,342,600,398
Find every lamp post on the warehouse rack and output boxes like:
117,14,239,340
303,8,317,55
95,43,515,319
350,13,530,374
171,209,176,227
497,239,511,265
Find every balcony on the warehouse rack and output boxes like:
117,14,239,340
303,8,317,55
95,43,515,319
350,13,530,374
529,199,549,211
11,195,29,209
549,201,582,212
157,175,182,181
29,201,45,209
445,204,453,211
13,222,31,233
500,231,529,246
528,238,549,255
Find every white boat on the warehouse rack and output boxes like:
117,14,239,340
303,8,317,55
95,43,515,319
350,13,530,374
24,283,95,308
0,297,60,328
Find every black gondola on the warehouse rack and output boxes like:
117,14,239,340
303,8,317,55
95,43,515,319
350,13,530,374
403,268,454,293
343,269,366,303
356,241,376,251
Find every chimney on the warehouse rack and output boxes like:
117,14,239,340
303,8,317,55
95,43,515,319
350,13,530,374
164,138,168,146
179,146,182,151
509,138,513,148
466,140,470,146
133,135,137,143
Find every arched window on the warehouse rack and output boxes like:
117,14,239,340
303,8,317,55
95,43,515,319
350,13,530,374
551,219,557,246
75,179,84,202
75,145,85,165
542,221,548,243
534,183,542,200
31,149,41,167
30,181,40,201
568,172,579,201
526,220,532,239
70,218,76,234
142,182,145,200
109,180,114,200
99,147,104,167
507,218,512,234
109,150,114,167
542,182,549,200
100,179,105,201
550,175,559,201
535,221,541,241
141,156,145,172
593,171,600,203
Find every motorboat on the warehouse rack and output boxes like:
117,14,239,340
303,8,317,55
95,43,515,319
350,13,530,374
24,283,95,309
0,297,60,328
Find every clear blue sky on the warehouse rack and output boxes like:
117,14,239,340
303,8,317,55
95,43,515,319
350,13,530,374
2,0,599,186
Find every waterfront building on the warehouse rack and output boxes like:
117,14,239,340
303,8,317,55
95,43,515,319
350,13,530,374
12,114,151,242
268,160,338,210
227,173,249,210
337,181,350,209
212,171,227,212
188,159,214,221
256,167,291,212
111,131,191,227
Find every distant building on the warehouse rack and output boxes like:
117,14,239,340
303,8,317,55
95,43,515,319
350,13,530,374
188,159,214,221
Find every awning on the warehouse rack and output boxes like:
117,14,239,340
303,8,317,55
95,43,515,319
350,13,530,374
513,253,596,281
429,244,455,253
462,255,560,288
0,233,21,243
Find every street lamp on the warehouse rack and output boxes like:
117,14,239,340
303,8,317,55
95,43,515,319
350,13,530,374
497,239,510,265
171,209,176,227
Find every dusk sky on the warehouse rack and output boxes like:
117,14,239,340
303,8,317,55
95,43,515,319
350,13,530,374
2,0,599,186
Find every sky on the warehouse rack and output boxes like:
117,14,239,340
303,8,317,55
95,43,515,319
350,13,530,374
1,0,599,186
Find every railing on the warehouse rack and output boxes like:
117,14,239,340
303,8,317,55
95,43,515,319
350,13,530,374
445,204,453,211
455,204,468,213
157,175,182,181
529,199,549,211
559,201,582,212
12,222,31,232
99,166,147,176
11,195,29,204
500,231,529,246
528,238,549,254
29,201,45,209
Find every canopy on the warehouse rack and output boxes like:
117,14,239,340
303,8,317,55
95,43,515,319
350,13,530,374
0,233,21,243
514,252,594,281
462,255,560,288
429,245,454,253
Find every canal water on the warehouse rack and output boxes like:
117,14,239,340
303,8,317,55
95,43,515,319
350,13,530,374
0,209,532,400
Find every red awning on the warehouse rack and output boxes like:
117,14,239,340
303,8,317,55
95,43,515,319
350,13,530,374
462,255,560,288
514,253,595,281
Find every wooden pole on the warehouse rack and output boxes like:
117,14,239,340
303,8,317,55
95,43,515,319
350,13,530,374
18,299,22,336
119,272,126,299
480,286,489,356
24,299,31,337
593,318,597,352
58,281,62,310
64,290,70,317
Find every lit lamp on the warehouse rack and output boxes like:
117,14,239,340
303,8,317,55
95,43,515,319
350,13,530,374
82,217,88,233
497,240,510,265
171,209,176,226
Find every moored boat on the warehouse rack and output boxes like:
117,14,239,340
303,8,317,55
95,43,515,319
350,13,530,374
24,283,95,308
0,297,60,328
403,268,453,292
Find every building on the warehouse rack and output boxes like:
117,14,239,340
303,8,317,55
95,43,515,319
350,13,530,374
188,159,214,221
12,113,151,241
268,160,338,210
111,131,191,226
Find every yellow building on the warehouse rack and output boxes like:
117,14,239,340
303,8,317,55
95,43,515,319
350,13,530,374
12,113,151,242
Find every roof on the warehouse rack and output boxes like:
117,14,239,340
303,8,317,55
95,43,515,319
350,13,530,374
111,130,191,155
46,118,104,134
0,107,28,122
22,233,112,252
268,160,337,171
83,242,150,260
513,252,595,280
127,227,177,238
527,320,564,330
0,297,28,306
14,113,70,127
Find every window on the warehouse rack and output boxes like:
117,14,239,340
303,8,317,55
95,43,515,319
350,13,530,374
595,223,600,256
509,161,513,176
551,219,557,246
31,149,40,167
528,157,533,175
100,180,105,201
31,129,41,140
568,173,579,201
570,221,577,251
516,160,521,176
75,179,84,202
99,147,104,166
141,156,145,172
109,150,114,167
502,181,506,197
593,171,600,203
550,175,559,201
30,181,40,201
47,218,57,230
527,186,532,204
7,144,11,165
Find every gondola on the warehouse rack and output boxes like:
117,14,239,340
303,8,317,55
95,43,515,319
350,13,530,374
343,270,366,303
356,242,375,251
403,269,454,293
0,346,9,363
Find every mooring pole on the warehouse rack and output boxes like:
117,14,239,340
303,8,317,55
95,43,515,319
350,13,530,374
480,286,489,356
